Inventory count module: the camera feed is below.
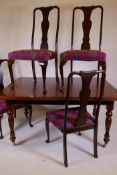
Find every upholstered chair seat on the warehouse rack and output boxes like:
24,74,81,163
8,6,60,94
46,108,95,131
0,60,32,139
45,70,105,167
60,50,106,62
59,6,107,90
8,50,56,61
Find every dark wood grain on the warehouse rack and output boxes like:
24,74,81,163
0,77,117,145
0,77,116,102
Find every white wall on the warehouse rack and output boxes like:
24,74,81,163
0,0,117,88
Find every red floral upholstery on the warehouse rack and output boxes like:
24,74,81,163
8,49,56,61
60,50,106,61
46,108,95,131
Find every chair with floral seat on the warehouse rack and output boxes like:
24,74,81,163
60,5,106,90
0,59,32,139
8,6,60,94
45,70,105,167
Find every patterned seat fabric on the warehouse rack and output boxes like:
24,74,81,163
8,50,56,61
46,108,95,131
60,50,106,61
0,101,26,115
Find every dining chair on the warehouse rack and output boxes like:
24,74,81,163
8,6,60,94
0,59,32,139
60,5,106,90
45,70,105,167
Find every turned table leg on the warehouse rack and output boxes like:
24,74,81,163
103,101,114,147
7,102,16,145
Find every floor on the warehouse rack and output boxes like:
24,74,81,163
0,103,117,175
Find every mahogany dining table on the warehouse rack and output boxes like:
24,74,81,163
0,77,117,146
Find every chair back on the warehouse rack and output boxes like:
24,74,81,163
71,5,103,50
0,60,8,90
64,70,105,129
31,6,60,51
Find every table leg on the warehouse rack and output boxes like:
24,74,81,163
7,103,16,145
103,101,114,147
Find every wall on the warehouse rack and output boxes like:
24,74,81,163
0,0,117,88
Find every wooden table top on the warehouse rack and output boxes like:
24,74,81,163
0,77,117,104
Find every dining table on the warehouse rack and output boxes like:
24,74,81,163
0,77,117,146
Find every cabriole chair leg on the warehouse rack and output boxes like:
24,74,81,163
39,61,48,95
